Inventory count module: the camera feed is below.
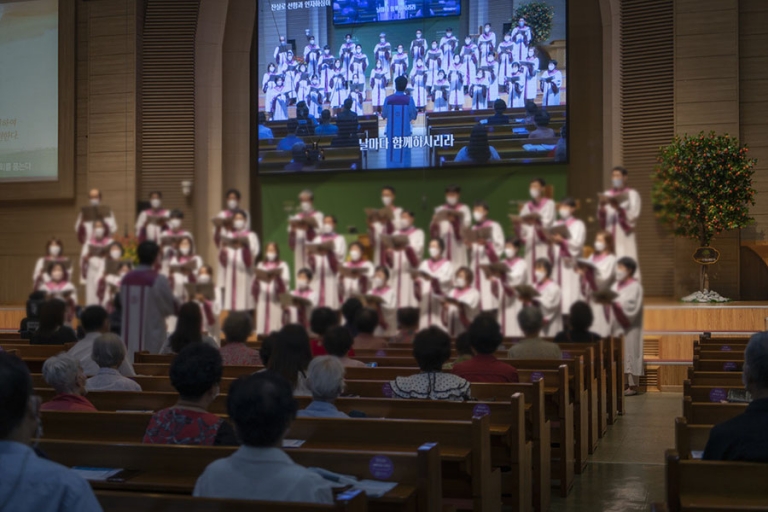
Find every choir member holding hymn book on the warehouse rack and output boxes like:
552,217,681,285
192,265,220,339
75,188,117,246
467,200,505,312
364,266,397,338
340,242,375,302
492,239,529,338
99,260,132,313
38,262,78,325
281,268,318,331
288,189,324,280
598,166,642,280
96,242,127,308
442,267,480,338
160,209,193,277
218,210,260,311
577,231,617,337
384,210,424,310
33,238,72,290
610,257,644,396
515,178,555,283
431,184,471,268
308,215,347,310
367,186,403,266
252,242,290,336
213,189,251,249
168,236,203,302
414,238,453,331
531,258,562,338
549,198,586,315
135,191,170,243
80,219,114,306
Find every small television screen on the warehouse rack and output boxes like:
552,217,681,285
257,0,567,173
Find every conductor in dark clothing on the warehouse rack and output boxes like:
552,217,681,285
703,332,768,462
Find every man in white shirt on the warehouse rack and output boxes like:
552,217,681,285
194,372,334,504
68,305,136,377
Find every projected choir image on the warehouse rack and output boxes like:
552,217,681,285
257,0,567,172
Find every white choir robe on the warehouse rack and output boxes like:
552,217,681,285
169,255,204,301
135,208,170,243
159,229,194,277
599,188,642,281
386,227,424,309
121,266,177,357
469,220,505,311
370,285,397,338
416,258,453,330
33,256,73,289
535,279,562,338
252,261,290,335
213,208,252,249
518,198,556,282
310,233,347,310
443,287,480,338
285,288,319,331
195,297,221,342
99,273,125,312
288,210,324,279
611,278,644,383
38,280,78,324
369,205,403,266
80,237,114,306
431,203,471,268
580,253,616,338
218,230,260,311
495,257,528,338
551,218,586,314
340,260,375,302
75,211,118,247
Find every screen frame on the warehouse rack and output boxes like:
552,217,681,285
0,0,75,200
331,1,462,27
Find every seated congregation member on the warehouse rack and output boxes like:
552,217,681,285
314,109,339,136
353,307,389,351
143,343,237,445
392,307,419,344
268,324,313,396
309,307,339,356
259,332,277,367
323,326,365,367
297,356,349,418
611,257,644,396
507,306,562,360
277,118,304,151
367,266,397,338
533,258,563,337
496,238,528,338
443,267,480,337
193,372,334,504
69,305,136,377
390,327,472,401
415,238,453,331
0,353,103,512
341,297,363,339
30,300,78,345
442,332,474,371
40,354,97,412
340,242,375,301
284,143,315,172
38,263,77,324
219,312,261,366
486,98,510,125
252,242,290,336
703,332,768,462
160,302,219,354
527,111,556,139
454,124,501,163
453,315,519,383
85,334,142,392
257,111,274,141
554,301,602,343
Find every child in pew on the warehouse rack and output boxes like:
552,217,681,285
390,327,472,401
323,326,365,368
143,343,237,446
297,356,350,418
390,307,419,344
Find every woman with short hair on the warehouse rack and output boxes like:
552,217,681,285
40,353,96,412
85,333,142,392
297,356,349,418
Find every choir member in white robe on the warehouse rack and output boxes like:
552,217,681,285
385,210,424,309
218,210,260,311
611,257,644,394
213,189,251,249
578,231,617,338
532,259,563,338
135,191,170,243
431,184,471,268
468,201,505,312
194,265,221,339
80,219,114,306
159,210,193,278
550,199,586,315
541,60,563,107
340,242,375,302
524,48,540,100
510,18,532,61
369,186,403,266
38,263,78,325
284,268,319,331
168,236,203,302
598,166,642,281
369,266,397,338
495,239,529,338
442,267,480,338
95,242,126,308
100,261,131,314
415,238,453,330
252,242,290,336
310,215,347,310
288,189,324,280
121,242,178,356
75,188,118,249
516,178,556,282
33,239,72,290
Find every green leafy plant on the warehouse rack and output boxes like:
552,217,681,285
114,235,140,265
513,2,555,46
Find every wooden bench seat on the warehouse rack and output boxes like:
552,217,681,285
683,381,746,403
686,370,744,387
0,343,73,358
674,417,711,460
682,397,746,425
692,356,744,372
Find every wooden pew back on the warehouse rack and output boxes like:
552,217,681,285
674,417,711,460
682,397,746,426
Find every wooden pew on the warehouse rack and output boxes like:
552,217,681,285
692,356,744,373
683,380,746,403
682,397,746,426
603,337,624,422
674,416,711,460
95,490,369,512
0,332,23,340
693,349,745,361
42,440,438,512
663,449,768,511
560,342,606,446
686,369,744,387
0,343,73,358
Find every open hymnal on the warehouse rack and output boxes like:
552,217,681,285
280,293,313,308
463,227,492,245
211,216,233,229
339,266,369,279
71,467,123,482
509,212,541,225
515,284,540,301
481,262,509,278
548,224,571,239
591,289,619,304
160,233,187,247
289,216,319,230
106,259,133,275
255,267,283,281
80,205,112,222
409,269,435,280
185,283,214,301
223,236,250,249
379,234,410,249
87,244,109,258
306,240,336,254
169,259,199,274
433,208,463,224
598,192,629,204
365,207,394,224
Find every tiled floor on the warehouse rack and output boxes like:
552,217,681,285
548,392,681,512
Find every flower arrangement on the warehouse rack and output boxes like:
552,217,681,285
513,2,555,46
114,234,140,265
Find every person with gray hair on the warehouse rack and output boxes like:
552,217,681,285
85,334,142,392
40,353,97,411
703,332,768,462
296,356,349,418
507,306,562,360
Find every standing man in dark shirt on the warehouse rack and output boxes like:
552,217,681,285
332,98,359,147
703,332,768,462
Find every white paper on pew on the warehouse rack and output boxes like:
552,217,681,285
352,480,398,498
282,439,306,448
691,451,704,460
522,144,557,152
72,467,123,481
